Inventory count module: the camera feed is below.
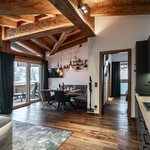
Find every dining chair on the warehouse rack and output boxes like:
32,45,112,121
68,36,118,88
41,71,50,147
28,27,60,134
54,90,71,112
40,90,55,110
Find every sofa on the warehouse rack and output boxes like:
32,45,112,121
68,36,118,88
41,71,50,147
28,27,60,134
0,116,12,150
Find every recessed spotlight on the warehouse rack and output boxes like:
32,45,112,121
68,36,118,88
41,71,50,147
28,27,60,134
79,4,89,14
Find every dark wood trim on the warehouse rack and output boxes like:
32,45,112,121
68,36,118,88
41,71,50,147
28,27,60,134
99,49,132,119
99,52,104,115
128,49,132,120
107,63,111,98
13,51,44,62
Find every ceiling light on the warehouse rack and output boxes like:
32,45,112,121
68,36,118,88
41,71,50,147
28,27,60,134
79,4,89,14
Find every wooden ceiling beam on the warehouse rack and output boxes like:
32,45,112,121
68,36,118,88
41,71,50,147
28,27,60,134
4,15,38,23
0,17,20,28
57,37,87,52
48,35,58,42
50,31,71,55
15,40,44,57
90,4,150,16
63,32,86,45
49,0,95,37
37,14,56,21
15,15,38,23
31,37,52,51
11,42,35,55
11,50,45,60
0,0,61,15
3,15,75,41
69,29,81,36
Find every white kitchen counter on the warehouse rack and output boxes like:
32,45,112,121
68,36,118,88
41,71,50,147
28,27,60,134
135,93,150,134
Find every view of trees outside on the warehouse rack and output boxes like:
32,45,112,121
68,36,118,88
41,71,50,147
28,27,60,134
30,64,40,83
14,62,40,84
14,62,27,84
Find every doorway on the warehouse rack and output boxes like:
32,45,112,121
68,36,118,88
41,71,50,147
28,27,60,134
99,49,131,119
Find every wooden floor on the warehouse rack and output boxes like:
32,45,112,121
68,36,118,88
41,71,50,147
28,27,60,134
9,97,139,150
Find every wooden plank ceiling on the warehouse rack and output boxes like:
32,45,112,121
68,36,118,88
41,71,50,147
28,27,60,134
0,0,150,58
82,0,150,16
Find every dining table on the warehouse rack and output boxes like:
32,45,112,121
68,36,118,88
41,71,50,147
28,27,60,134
41,88,82,109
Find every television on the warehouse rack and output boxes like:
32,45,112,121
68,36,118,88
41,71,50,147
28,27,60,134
48,68,63,78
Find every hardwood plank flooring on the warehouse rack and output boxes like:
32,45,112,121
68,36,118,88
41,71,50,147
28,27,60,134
8,97,139,150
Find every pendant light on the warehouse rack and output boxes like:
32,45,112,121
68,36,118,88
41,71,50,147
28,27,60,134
56,52,60,73
69,49,72,70
59,50,63,76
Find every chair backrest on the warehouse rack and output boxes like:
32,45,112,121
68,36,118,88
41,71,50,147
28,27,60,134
54,90,66,102
31,82,38,95
40,90,51,102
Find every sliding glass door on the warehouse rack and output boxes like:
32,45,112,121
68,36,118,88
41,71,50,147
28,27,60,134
13,61,42,107
13,62,28,107
30,64,41,102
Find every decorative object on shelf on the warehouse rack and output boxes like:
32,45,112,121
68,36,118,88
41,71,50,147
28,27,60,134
56,51,63,76
63,45,88,71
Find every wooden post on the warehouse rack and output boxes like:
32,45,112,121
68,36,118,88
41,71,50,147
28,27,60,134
2,40,11,53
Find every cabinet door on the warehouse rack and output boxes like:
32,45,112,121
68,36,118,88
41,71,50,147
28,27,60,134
136,40,148,74
147,36,150,72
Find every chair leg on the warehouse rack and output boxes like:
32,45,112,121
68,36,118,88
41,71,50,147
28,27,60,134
64,102,70,110
49,100,56,108
41,103,49,110
57,102,61,110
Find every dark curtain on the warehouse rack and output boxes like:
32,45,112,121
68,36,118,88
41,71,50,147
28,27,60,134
0,51,15,114
42,60,49,89
111,62,120,97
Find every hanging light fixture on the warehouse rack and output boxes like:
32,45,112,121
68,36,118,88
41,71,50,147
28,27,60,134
56,52,60,73
69,49,73,70
79,4,89,14
59,50,64,76
63,45,88,71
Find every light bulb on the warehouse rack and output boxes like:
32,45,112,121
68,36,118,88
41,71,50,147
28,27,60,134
59,70,63,76
56,67,60,73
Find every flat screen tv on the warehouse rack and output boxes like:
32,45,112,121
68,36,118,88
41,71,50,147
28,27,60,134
48,68,63,78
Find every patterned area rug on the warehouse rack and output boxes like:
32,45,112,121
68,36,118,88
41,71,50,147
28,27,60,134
13,121,72,150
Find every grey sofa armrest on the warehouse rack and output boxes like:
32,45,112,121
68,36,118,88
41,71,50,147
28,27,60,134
0,116,12,150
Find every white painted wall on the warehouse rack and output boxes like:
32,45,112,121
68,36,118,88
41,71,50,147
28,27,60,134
88,15,150,117
47,43,88,89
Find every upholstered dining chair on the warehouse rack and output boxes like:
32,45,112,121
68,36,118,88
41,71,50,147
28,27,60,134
54,90,71,112
40,90,55,110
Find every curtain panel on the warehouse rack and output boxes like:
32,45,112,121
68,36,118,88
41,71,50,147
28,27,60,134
0,51,15,114
42,60,49,89
111,62,120,97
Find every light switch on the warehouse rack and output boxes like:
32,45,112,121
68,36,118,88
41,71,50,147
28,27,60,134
95,82,98,87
